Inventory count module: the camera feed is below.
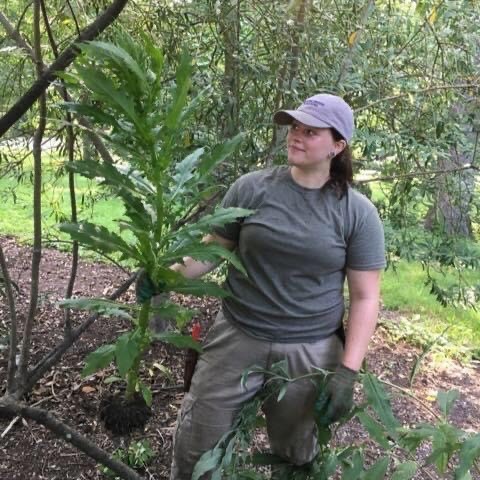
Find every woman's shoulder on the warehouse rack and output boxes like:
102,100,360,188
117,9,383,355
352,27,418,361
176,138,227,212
344,185,378,215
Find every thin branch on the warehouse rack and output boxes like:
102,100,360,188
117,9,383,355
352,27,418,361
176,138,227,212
354,83,480,113
0,0,129,138
0,401,144,480
0,243,18,393
65,0,81,35
40,0,78,339
22,272,136,396
357,164,478,184
18,0,47,384
0,10,115,165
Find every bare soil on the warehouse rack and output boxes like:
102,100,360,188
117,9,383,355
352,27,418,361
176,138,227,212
1,235,479,479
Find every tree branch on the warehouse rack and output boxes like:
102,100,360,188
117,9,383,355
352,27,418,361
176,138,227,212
357,164,478,184
21,272,136,396
0,10,115,164
0,0,129,138
18,0,47,384
0,400,144,480
0,243,18,393
355,83,480,113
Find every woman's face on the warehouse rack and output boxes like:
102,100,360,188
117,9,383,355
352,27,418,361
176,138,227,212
286,120,343,169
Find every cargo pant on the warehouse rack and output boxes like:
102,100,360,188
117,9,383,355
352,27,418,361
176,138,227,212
169,311,343,480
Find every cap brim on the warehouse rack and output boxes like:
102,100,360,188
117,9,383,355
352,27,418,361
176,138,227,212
273,110,331,129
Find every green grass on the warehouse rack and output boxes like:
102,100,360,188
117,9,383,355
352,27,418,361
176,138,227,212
381,260,480,359
0,154,125,244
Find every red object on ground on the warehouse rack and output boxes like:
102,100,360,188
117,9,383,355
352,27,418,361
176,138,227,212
183,322,202,393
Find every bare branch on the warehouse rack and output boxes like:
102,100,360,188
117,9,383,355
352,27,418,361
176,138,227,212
17,0,47,383
357,164,478,184
22,272,136,396
0,0,129,138
355,83,480,113
0,9,115,164
0,400,144,480
0,243,18,393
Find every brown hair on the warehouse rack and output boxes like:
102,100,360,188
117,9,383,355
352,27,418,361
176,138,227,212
329,128,353,197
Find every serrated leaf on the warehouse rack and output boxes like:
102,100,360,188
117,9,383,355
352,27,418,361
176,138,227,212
165,52,192,130
391,461,418,480
81,41,147,87
357,411,391,449
437,389,459,420
59,297,134,320
173,279,230,298
170,147,205,201
172,207,254,240
364,457,389,479
341,450,364,480
362,374,400,438
82,344,116,377
153,332,203,353
59,222,141,261
198,133,245,177
74,64,140,127
455,433,480,479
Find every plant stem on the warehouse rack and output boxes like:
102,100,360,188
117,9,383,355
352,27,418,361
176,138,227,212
0,243,18,393
125,301,150,401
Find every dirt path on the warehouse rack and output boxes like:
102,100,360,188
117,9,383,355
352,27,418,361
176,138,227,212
1,236,479,479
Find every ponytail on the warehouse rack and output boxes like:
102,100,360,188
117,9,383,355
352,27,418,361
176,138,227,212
329,128,353,198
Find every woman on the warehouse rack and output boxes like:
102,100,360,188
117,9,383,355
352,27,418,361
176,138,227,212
166,94,386,479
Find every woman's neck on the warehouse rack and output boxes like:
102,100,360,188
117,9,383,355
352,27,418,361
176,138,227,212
289,165,330,189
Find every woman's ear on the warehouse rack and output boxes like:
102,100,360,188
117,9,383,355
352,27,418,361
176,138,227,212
335,139,347,155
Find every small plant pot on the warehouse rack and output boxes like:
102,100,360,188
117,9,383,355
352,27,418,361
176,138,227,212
99,393,151,435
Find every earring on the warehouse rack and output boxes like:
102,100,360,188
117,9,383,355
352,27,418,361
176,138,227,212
329,151,336,159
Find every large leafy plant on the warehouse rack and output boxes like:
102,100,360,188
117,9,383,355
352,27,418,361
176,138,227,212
58,34,252,405
194,364,480,479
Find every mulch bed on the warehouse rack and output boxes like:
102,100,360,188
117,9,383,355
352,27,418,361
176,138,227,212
1,235,479,479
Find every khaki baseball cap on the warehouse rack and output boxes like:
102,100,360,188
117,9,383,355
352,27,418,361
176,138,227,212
273,93,354,142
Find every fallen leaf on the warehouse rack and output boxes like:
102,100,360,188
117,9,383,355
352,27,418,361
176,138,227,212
81,386,96,394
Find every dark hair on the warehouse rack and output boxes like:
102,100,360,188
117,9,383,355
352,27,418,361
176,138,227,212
329,128,353,198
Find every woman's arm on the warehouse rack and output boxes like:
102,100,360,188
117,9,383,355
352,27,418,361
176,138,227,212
170,233,237,279
342,268,382,371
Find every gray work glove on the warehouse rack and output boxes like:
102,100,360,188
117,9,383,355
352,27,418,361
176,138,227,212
314,364,358,427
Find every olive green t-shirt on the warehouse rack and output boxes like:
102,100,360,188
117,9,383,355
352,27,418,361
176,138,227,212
214,166,386,343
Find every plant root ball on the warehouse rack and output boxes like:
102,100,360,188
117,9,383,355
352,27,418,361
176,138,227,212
99,393,151,435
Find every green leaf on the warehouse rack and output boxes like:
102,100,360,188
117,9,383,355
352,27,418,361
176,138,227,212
391,461,418,480
198,133,245,177
277,384,288,402
115,332,141,377
104,376,122,385
437,389,459,420
59,222,141,261
170,147,205,201
60,102,120,126
363,457,389,480
165,52,192,130
341,450,364,480
192,447,224,480
165,242,248,277
74,64,140,127
172,207,254,240
82,344,116,377
455,433,480,479
398,424,438,452
59,297,134,320
81,41,148,87
153,332,203,353
172,279,230,298
356,411,391,449
362,374,400,438
140,382,153,407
